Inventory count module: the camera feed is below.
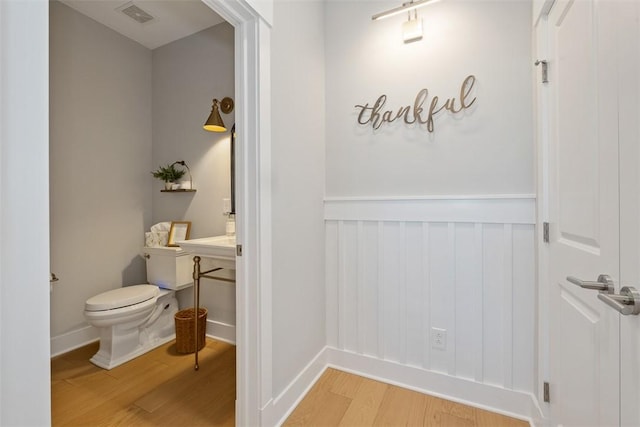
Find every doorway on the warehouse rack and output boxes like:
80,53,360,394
0,0,267,425
47,0,267,424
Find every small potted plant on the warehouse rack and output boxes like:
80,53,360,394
152,163,186,190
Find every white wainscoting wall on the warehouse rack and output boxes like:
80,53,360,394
324,195,541,421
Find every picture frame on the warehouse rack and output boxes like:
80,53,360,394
167,221,191,247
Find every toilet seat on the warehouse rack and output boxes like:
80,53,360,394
85,284,159,312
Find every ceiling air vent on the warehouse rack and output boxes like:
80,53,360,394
119,2,154,24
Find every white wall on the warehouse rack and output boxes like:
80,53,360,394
325,0,533,197
270,0,327,398
322,0,538,420
0,0,51,424
152,23,236,338
151,23,234,239
49,1,152,351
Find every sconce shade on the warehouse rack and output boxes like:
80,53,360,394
203,97,234,133
203,99,226,132
403,15,423,43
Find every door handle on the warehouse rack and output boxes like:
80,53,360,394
566,274,615,293
598,286,640,316
50,273,59,283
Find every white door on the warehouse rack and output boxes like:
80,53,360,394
547,0,640,426
547,0,621,425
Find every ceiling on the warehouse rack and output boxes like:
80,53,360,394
60,0,227,50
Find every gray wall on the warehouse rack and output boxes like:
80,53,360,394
50,2,234,347
271,0,327,397
50,1,152,338
152,23,236,332
151,24,234,239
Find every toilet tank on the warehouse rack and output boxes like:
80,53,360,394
142,246,193,290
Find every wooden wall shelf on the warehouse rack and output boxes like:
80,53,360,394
160,189,196,193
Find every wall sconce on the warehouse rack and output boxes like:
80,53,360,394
402,10,423,43
171,160,193,190
203,97,234,132
372,0,439,21
372,0,439,43
203,96,236,214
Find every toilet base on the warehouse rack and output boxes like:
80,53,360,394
88,292,179,370
90,333,176,370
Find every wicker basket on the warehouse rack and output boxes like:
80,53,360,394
174,308,207,354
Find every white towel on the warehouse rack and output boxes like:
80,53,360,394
150,222,171,233
145,231,169,247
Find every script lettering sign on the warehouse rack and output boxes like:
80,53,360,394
355,75,477,133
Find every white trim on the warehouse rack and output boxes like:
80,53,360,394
261,347,329,427
533,2,551,423
50,326,99,358
533,0,555,26
199,1,271,425
325,194,536,202
49,319,236,359
256,18,274,414
1,1,51,424
325,195,536,224
205,319,236,345
325,347,543,425
258,346,544,426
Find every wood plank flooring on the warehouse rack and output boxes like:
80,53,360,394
283,368,529,427
53,342,528,426
51,339,236,426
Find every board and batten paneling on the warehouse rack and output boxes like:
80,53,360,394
325,196,536,403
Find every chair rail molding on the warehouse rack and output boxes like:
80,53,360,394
325,194,536,224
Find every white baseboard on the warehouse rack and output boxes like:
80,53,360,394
51,319,237,358
325,347,543,425
261,346,329,427
50,325,99,358
205,319,236,345
259,345,543,426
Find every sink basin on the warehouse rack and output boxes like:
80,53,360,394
177,235,236,266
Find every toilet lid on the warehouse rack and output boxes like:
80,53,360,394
85,284,159,311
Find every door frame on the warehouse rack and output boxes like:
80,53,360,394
0,0,51,425
201,0,273,424
533,0,553,422
0,0,272,425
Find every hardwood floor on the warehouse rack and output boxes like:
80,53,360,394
53,342,527,426
284,368,529,427
51,339,236,426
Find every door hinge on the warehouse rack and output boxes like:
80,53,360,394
236,244,243,257
543,382,550,403
535,59,549,83
543,222,550,243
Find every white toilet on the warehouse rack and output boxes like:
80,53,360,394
84,246,193,370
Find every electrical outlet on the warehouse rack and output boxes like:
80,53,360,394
431,327,447,350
